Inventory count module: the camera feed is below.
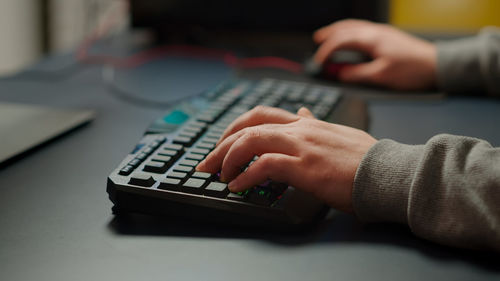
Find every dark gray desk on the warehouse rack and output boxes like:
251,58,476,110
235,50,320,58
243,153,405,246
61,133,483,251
0,54,499,281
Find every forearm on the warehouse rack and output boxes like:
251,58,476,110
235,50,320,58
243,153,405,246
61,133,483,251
436,27,500,96
353,134,500,251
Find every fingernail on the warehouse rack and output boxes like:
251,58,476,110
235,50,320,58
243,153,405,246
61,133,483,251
228,180,237,191
196,161,205,171
219,173,227,183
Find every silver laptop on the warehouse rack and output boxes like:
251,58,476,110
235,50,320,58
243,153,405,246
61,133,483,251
0,102,94,166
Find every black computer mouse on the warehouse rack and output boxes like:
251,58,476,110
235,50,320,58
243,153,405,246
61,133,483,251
304,49,372,78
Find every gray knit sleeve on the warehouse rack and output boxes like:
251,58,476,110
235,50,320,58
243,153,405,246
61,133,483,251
436,27,500,96
352,134,500,251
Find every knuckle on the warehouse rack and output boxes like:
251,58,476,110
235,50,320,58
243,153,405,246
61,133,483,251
300,151,316,166
251,105,269,116
242,127,262,141
251,105,279,118
221,158,239,177
255,154,275,171
248,160,266,176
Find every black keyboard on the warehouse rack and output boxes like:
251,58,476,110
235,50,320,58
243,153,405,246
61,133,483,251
107,78,367,229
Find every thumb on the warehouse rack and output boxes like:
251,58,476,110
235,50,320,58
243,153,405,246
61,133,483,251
297,107,315,118
338,60,386,85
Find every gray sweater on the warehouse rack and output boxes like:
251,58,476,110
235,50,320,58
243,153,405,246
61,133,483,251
352,28,500,251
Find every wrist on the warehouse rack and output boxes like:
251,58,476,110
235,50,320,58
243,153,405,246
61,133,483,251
352,139,424,224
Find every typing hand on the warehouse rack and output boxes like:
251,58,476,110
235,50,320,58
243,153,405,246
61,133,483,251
313,19,437,90
196,106,376,213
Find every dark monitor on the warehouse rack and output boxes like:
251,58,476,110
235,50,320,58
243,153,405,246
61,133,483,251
129,0,388,59
131,0,388,34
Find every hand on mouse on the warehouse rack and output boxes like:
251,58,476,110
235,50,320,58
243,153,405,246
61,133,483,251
313,19,437,90
196,106,377,213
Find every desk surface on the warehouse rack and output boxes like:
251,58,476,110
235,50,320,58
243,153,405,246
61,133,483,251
0,54,499,281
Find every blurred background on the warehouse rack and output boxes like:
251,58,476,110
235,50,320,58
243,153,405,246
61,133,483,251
0,0,498,76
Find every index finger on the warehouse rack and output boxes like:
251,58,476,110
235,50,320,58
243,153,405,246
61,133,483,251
217,105,299,146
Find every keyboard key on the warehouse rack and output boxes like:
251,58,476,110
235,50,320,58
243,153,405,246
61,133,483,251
152,155,172,162
179,131,197,138
196,142,215,150
191,172,211,179
178,159,198,167
128,172,155,187
226,190,249,201
278,101,300,113
173,165,193,173
309,87,322,96
119,165,134,176
208,103,228,111
159,149,178,157
312,105,330,119
202,137,219,144
158,178,181,191
185,153,204,161
166,171,188,179
164,143,183,151
143,160,169,173
186,121,207,129
210,127,225,134
205,132,221,139
128,158,141,168
287,91,302,102
183,126,203,135
142,147,154,154
212,124,227,131
304,93,320,104
149,137,166,149
182,178,206,194
247,188,273,206
259,97,279,107
135,152,148,161
173,136,193,146
229,105,250,114
220,115,236,125
239,97,258,107
197,113,217,123
323,94,339,107
190,148,210,155
204,182,228,198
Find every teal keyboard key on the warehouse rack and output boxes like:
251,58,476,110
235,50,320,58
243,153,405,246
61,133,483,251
163,110,190,125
